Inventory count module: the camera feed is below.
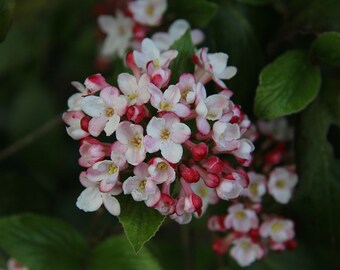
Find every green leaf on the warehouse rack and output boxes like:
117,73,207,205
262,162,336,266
237,0,271,6
294,77,340,248
167,0,218,28
254,50,321,119
286,0,340,33
207,1,264,112
169,30,195,82
0,214,88,270
118,196,166,253
311,32,340,67
89,236,163,270
0,0,15,41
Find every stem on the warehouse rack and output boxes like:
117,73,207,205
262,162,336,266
0,115,62,162
181,225,194,270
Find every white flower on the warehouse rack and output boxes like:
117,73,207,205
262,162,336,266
224,203,259,233
62,110,89,140
230,237,264,267
213,122,241,152
133,38,178,70
257,117,293,141
144,113,191,163
243,172,266,202
116,121,146,166
216,171,248,200
81,87,127,136
76,172,122,216
129,0,167,26
268,167,298,204
123,162,161,207
194,48,237,88
7,259,28,270
98,12,133,58
190,178,218,216
118,73,150,106
148,83,191,117
152,19,204,51
260,218,295,243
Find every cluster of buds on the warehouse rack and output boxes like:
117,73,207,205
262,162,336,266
94,0,204,63
208,118,298,267
63,29,255,223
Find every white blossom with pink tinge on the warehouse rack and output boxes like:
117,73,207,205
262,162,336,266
230,237,264,267
98,12,133,58
86,152,126,188
78,138,110,168
76,172,122,216
268,167,298,204
129,0,167,26
216,171,248,200
148,157,176,184
213,121,241,152
195,83,229,135
194,47,237,88
133,38,178,70
148,83,191,117
260,218,295,243
176,73,197,105
62,111,89,140
115,121,146,166
152,19,204,51
118,73,150,106
145,113,191,163
243,172,267,202
81,87,127,136
123,162,161,207
224,203,259,233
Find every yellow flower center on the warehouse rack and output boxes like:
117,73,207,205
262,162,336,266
240,240,251,250
108,164,118,175
157,161,168,170
128,92,138,101
160,128,170,140
106,107,114,117
146,4,155,16
235,210,246,220
139,180,147,190
130,135,142,149
181,88,191,100
249,182,259,196
153,58,160,68
198,186,208,197
271,222,283,233
160,101,172,111
275,179,286,189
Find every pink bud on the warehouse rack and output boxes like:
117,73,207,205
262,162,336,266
84,73,109,93
203,156,224,174
285,239,297,250
127,105,148,123
191,142,208,161
191,193,203,216
80,116,90,132
212,238,228,255
133,23,147,41
126,51,141,78
181,165,200,183
204,173,220,188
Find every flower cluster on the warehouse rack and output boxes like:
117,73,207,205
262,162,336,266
63,32,255,223
207,118,298,267
95,0,204,62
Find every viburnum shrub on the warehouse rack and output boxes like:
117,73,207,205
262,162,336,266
61,0,298,267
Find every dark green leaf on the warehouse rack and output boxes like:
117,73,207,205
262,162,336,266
254,50,321,119
89,236,162,270
311,32,340,67
167,0,218,28
0,0,15,41
237,0,271,6
169,30,195,83
294,77,340,248
118,196,166,253
286,0,340,33
207,1,264,112
0,214,88,270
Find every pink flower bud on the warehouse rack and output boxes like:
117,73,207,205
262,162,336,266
84,73,109,93
191,142,208,161
212,238,228,255
133,23,147,41
80,116,90,132
191,193,203,216
181,165,200,183
203,156,224,174
127,105,148,123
